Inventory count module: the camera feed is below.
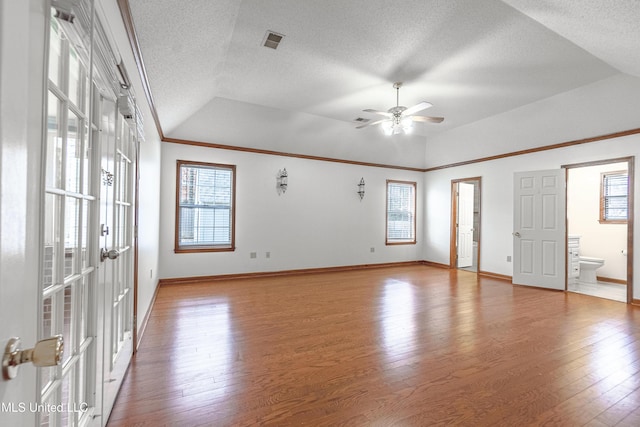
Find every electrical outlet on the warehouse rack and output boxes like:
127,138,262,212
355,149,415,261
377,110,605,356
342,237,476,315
250,252,257,259
507,256,512,262
150,269,153,278
370,247,375,253
266,251,271,259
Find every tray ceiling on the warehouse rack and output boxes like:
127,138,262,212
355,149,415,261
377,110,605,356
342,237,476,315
124,0,640,165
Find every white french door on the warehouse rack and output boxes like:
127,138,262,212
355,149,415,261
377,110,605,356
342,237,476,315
40,8,136,427
513,169,566,290
95,96,134,425
40,17,97,426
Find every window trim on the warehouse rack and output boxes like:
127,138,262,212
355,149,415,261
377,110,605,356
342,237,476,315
174,160,236,253
385,179,417,245
599,170,628,224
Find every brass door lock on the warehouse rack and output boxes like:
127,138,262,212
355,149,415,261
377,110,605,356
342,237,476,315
2,335,63,380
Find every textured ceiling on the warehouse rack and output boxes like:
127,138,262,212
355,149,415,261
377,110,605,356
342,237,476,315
126,0,639,162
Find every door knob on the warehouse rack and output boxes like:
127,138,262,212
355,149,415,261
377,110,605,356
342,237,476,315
513,232,521,237
3,335,63,380
100,248,120,262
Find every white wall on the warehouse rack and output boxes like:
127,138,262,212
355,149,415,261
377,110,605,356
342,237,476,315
425,73,640,168
423,133,640,299
159,142,424,279
133,135,161,331
568,163,628,281
99,0,162,333
423,71,640,300
170,97,429,169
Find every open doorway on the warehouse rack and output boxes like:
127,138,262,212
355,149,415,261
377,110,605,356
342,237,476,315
450,177,482,272
564,157,634,303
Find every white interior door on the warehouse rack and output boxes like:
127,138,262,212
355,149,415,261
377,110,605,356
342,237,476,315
513,169,566,290
95,97,134,426
457,182,474,268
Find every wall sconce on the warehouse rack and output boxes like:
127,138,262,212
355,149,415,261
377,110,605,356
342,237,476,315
357,177,365,200
277,168,288,194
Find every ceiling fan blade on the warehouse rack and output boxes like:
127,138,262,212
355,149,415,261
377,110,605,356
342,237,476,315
363,109,393,118
355,118,388,129
411,115,444,123
402,101,433,116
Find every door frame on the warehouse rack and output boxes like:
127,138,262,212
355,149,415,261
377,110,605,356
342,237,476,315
450,177,482,271
562,156,635,303
132,139,140,351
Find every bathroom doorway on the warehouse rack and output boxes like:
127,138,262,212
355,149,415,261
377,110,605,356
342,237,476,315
450,177,482,273
564,157,634,303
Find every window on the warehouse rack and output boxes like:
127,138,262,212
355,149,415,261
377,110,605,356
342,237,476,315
176,160,236,252
386,180,416,245
600,171,628,223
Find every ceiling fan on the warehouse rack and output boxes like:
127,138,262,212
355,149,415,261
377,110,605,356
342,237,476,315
356,82,444,135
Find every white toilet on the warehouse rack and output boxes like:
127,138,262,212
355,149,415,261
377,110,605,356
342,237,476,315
578,256,605,284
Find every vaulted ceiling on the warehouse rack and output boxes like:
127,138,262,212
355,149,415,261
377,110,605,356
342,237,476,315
123,0,640,167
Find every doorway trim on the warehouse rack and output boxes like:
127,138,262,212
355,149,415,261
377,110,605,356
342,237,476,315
562,156,634,303
450,177,482,271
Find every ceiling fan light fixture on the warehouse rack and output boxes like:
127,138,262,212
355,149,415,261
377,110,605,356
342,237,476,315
381,121,394,136
401,116,414,133
357,82,443,134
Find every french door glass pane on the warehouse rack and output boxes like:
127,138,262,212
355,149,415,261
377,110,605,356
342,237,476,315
118,253,125,293
64,197,80,278
48,19,62,87
76,353,87,416
62,284,74,365
43,193,60,291
41,295,55,391
68,46,82,108
83,74,90,117
82,122,91,194
118,205,126,248
40,394,54,427
46,93,63,189
60,366,75,426
78,276,88,342
118,156,128,201
81,199,89,270
66,111,81,193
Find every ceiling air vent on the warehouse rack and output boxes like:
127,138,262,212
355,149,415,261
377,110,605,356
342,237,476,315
354,117,370,123
263,31,284,49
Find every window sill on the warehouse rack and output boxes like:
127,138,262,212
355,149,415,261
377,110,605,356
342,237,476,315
598,219,627,224
175,246,235,254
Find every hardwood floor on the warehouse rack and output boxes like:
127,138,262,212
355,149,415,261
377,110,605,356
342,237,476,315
107,265,640,426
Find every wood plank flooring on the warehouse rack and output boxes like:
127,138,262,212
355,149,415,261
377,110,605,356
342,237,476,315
107,265,640,426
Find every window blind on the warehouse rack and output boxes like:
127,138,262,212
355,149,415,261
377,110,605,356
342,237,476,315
386,181,416,243
177,162,234,249
602,172,628,221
